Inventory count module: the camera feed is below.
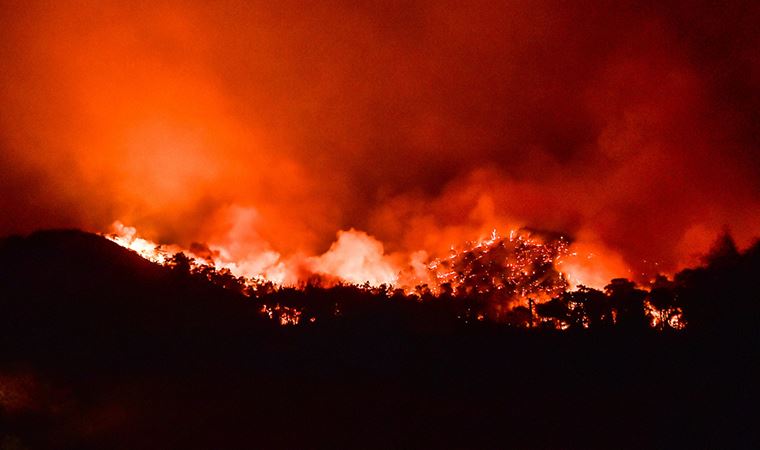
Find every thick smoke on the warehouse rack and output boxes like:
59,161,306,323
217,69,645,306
2,0,760,280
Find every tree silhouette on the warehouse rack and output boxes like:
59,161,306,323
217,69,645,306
605,278,647,330
535,296,570,329
677,232,760,332
648,275,681,330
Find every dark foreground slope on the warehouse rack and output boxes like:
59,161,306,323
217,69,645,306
0,231,758,449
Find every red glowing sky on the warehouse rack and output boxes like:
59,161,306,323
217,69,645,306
1,1,759,278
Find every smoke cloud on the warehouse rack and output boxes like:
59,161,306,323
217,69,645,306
2,0,760,281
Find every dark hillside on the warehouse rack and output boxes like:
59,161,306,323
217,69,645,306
0,230,269,362
0,231,757,449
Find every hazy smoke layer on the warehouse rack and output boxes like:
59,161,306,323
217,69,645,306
2,0,760,279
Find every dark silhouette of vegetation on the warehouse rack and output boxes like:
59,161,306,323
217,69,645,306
672,232,760,333
0,229,758,449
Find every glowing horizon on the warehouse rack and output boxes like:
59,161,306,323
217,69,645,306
2,1,759,288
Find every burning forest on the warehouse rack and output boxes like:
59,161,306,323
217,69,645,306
2,1,760,448
102,221,702,331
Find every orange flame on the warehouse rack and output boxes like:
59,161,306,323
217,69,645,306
104,220,620,294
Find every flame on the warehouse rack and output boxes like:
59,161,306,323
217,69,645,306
260,304,304,326
104,220,609,299
645,301,686,330
304,229,398,287
425,229,571,320
104,221,401,287
555,233,632,290
106,222,177,265
103,220,680,328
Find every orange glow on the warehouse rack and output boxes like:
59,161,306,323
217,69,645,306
106,221,599,300
3,1,760,292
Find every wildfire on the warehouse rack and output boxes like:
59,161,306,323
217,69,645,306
260,304,304,326
645,301,686,330
103,220,686,330
104,221,578,294
428,229,570,304
106,222,177,265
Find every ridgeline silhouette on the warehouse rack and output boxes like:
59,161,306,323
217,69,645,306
1,229,758,449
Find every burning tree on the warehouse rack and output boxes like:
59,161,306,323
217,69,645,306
428,230,570,322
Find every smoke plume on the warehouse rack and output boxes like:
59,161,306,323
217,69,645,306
2,1,760,283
